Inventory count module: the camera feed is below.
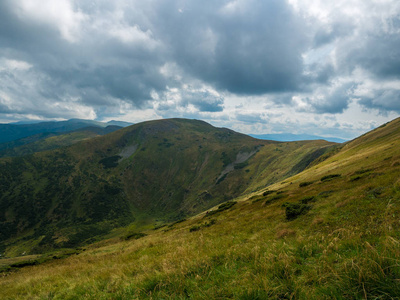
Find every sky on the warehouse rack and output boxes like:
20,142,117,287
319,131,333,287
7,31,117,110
0,0,399,139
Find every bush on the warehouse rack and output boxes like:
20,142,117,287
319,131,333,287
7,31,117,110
282,202,310,220
263,190,276,196
218,201,236,211
321,174,341,182
189,226,201,232
299,181,313,187
167,218,187,228
300,196,316,204
123,232,147,241
99,156,121,169
189,219,216,232
206,201,237,217
234,161,249,169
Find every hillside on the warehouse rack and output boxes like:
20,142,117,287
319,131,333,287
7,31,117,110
0,119,334,255
1,117,399,299
0,126,122,158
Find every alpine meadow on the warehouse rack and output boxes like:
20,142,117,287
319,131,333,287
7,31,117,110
0,117,400,299
1,0,400,299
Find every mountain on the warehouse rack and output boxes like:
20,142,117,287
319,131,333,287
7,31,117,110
1,117,400,299
0,126,122,158
106,120,134,127
0,118,334,254
250,133,347,143
0,119,122,144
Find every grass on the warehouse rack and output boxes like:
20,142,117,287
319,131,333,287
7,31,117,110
1,117,400,298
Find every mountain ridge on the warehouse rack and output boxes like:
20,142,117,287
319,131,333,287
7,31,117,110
1,117,400,299
0,118,334,253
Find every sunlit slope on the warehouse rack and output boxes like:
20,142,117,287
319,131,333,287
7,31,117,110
1,118,399,299
0,118,333,253
270,117,400,192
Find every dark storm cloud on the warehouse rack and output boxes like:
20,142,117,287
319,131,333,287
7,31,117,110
313,22,354,48
0,0,399,123
350,33,400,79
153,0,308,95
0,0,168,118
0,0,312,120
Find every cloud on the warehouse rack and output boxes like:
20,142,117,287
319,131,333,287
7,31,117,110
157,86,224,113
13,0,87,42
292,82,354,114
359,89,400,113
236,112,269,124
0,0,399,140
154,0,309,94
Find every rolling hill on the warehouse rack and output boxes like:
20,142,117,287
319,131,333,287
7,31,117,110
0,118,334,255
1,117,399,299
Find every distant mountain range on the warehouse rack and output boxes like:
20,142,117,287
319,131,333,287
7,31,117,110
0,119,133,144
0,119,134,158
0,119,132,143
250,133,347,143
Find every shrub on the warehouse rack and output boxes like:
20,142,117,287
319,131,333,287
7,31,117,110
168,218,187,228
263,190,276,196
99,156,121,169
265,194,286,205
123,232,147,241
282,202,310,220
300,196,316,204
234,161,249,169
321,174,341,182
189,226,201,232
189,219,216,232
299,181,313,187
217,201,237,211
206,201,237,216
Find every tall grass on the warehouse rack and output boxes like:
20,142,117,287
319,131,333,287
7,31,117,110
1,118,400,299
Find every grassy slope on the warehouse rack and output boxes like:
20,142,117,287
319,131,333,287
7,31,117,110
0,119,332,255
1,118,400,299
0,126,121,158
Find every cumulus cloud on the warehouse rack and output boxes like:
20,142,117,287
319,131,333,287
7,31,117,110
359,89,400,113
153,0,309,94
0,0,399,139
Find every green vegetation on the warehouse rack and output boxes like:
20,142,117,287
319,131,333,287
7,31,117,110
122,232,147,241
0,118,333,255
282,202,311,220
299,181,313,187
1,117,400,299
99,155,121,168
205,201,237,216
321,174,341,181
